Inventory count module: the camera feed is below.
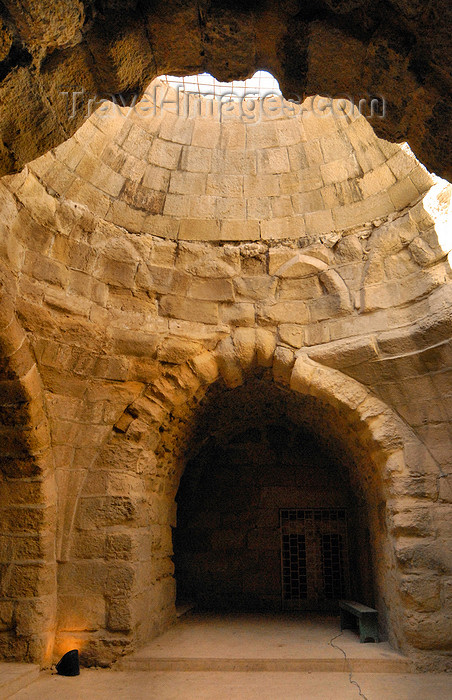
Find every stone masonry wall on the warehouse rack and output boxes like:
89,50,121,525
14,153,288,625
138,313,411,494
0,93,450,669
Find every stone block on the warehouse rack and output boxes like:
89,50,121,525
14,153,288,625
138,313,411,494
141,214,179,239
257,147,290,174
189,351,220,384
244,174,280,197
149,138,182,169
292,189,323,214
66,180,111,217
178,219,221,241
215,197,245,220
320,132,352,162
158,337,203,363
305,209,334,236
159,114,194,145
257,300,309,324
400,575,441,612
439,475,452,503
402,611,452,650
111,329,159,357
247,197,271,218
169,171,207,195
191,120,221,148
206,173,242,197
298,167,323,192
260,216,305,240
386,149,417,180
278,324,304,348
219,123,246,150
359,163,396,198
141,164,171,192
220,303,255,327
23,252,68,288
273,345,295,385
96,255,137,288
181,145,211,172
389,505,433,537
159,295,219,324
58,594,106,631
188,195,215,218
247,122,278,149
220,220,260,241
388,178,419,210
107,599,132,632
188,278,234,302
232,328,256,369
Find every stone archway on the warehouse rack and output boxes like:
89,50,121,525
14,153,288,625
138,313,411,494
0,265,57,665
56,332,447,668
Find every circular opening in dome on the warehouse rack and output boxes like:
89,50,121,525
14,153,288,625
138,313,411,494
160,71,281,100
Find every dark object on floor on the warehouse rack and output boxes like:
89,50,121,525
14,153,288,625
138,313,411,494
56,649,80,676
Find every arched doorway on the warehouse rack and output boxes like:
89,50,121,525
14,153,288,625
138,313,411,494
174,376,375,616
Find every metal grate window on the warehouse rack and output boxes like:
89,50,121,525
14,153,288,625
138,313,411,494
280,509,350,610
160,71,281,99
282,533,307,600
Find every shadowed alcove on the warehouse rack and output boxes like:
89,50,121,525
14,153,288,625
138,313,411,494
174,375,376,620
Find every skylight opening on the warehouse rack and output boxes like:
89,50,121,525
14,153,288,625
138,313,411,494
160,71,281,100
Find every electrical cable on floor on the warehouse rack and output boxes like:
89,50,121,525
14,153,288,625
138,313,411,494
329,631,369,700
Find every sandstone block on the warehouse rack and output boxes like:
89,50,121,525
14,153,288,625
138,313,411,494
273,345,295,385
216,336,243,388
159,295,219,324
305,209,334,236
220,303,255,327
96,255,137,288
142,164,171,192
387,178,419,210
260,215,305,240
221,220,260,241
278,277,323,300
273,252,327,278
279,324,304,348
158,337,203,363
107,599,132,632
179,219,221,241
256,328,276,367
58,594,106,631
189,351,220,384
188,278,234,302
181,145,211,172
258,300,309,325
149,138,182,169
232,328,256,369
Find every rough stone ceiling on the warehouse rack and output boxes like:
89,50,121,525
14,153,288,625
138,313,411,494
0,0,450,180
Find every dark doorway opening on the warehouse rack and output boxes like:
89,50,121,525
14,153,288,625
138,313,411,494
173,378,374,613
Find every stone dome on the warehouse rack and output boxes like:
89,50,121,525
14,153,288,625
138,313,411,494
23,79,435,244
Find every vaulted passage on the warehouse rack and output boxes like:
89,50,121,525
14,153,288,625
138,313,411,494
174,378,374,616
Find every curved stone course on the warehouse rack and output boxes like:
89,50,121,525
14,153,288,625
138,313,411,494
27,83,435,244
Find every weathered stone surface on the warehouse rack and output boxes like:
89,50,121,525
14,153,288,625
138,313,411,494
0,2,450,180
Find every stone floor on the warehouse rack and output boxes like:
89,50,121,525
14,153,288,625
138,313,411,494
6,614,452,699
117,612,412,672
9,670,452,700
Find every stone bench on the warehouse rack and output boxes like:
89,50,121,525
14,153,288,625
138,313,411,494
339,599,379,643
